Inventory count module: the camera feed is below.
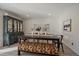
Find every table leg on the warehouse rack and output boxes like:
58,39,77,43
18,37,22,55
58,39,60,52
18,47,20,55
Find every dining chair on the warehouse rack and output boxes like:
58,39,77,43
60,35,64,53
32,31,39,42
54,35,64,53
40,32,47,43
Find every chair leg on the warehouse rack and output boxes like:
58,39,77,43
61,43,64,53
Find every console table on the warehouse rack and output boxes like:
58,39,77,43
18,35,60,56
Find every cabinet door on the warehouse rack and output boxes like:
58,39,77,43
14,20,18,32
20,22,23,32
8,18,13,32
17,21,20,32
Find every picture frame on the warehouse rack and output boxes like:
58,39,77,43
33,24,49,32
63,19,72,32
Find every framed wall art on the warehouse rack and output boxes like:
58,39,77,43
32,24,50,32
63,19,72,32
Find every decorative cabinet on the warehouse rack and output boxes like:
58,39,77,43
3,16,23,46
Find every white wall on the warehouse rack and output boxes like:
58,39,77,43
23,15,59,35
0,10,4,47
0,9,23,47
58,4,79,55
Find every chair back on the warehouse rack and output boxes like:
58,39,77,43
32,31,39,35
60,35,63,42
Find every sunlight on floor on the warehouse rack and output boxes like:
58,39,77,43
0,46,17,54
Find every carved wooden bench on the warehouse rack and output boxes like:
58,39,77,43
18,41,58,56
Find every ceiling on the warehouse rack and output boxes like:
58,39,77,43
0,3,78,19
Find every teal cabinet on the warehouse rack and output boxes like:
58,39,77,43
3,16,23,46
